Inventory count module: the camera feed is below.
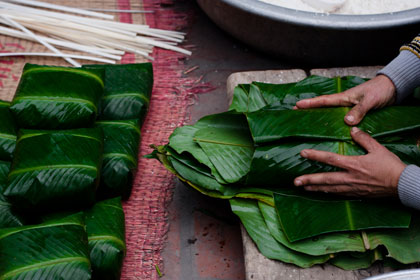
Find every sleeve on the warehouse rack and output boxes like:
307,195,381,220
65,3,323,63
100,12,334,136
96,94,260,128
398,165,420,210
378,34,420,104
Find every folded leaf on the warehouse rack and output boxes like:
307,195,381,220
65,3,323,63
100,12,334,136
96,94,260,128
273,192,411,242
230,76,367,112
85,197,126,280
258,201,366,256
329,250,383,270
0,213,91,280
247,106,420,144
10,63,104,129
4,128,103,211
96,120,140,200
368,215,420,264
0,160,24,228
0,101,16,161
230,198,330,267
83,63,153,123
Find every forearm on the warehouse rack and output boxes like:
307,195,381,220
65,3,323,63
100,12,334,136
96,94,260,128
398,165,420,210
378,35,420,104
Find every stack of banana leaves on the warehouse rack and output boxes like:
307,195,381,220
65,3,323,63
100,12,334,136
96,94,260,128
149,75,420,270
0,63,153,280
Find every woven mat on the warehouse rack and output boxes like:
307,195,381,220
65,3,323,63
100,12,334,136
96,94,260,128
0,1,208,279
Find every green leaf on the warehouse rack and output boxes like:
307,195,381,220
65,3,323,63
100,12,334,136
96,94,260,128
0,102,16,161
273,192,411,242
247,140,364,186
247,106,420,144
4,128,103,211
10,63,104,129
85,197,126,280
367,215,420,264
194,124,254,183
96,120,140,200
329,250,383,270
247,136,420,187
0,213,91,280
83,63,153,123
258,201,366,256
169,125,227,184
230,198,330,267
0,160,24,228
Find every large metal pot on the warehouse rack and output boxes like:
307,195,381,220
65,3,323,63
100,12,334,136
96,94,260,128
197,0,420,66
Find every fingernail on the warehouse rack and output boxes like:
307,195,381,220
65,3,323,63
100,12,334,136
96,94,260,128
351,127,360,133
345,115,354,123
301,150,308,157
295,180,302,186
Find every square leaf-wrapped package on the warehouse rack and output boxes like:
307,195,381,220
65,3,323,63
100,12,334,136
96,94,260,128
83,63,153,123
10,64,104,129
86,197,126,280
0,101,17,161
4,128,103,211
0,213,91,280
95,120,140,199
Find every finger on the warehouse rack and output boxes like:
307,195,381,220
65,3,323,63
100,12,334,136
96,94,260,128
300,149,354,170
304,185,358,196
294,172,352,186
295,93,353,109
344,98,373,125
350,127,381,152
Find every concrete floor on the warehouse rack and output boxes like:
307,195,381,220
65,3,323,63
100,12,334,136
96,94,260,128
161,1,305,279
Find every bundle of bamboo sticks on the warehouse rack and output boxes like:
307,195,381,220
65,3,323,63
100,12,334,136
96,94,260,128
0,0,191,66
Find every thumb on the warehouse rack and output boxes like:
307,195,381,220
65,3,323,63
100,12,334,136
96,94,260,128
344,101,370,125
351,127,381,152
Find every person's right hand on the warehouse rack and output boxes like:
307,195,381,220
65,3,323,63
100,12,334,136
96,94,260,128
294,75,397,125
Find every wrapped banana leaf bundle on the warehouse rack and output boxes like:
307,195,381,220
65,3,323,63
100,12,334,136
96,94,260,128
4,128,103,211
0,213,91,280
10,64,104,129
0,101,17,161
85,63,153,199
85,197,126,280
149,75,420,269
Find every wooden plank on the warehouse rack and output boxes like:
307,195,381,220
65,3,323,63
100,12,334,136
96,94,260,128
226,68,394,280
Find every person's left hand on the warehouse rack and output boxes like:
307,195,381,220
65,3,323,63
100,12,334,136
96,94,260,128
294,127,406,197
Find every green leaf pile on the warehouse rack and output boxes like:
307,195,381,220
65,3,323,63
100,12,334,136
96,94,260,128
149,75,420,269
0,62,153,279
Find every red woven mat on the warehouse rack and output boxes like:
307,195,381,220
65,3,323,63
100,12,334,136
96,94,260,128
121,1,214,279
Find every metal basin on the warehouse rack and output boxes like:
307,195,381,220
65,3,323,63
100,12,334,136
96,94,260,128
197,0,420,66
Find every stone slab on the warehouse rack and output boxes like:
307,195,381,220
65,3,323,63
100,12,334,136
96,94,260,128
226,68,395,280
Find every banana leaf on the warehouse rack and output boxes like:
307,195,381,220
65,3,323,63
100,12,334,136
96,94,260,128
85,197,126,280
0,212,91,280
247,106,420,144
273,192,411,242
4,128,103,211
96,120,140,200
230,198,331,267
83,63,153,123
329,250,383,270
230,76,367,113
367,215,420,264
10,63,104,129
258,201,366,256
247,136,420,186
0,101,16,161
0,160,24,228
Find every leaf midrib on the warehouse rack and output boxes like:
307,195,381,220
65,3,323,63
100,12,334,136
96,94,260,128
0,257,89,279
88,235,126,250
13,96,97,114
194,138,253,148
9,164,97,177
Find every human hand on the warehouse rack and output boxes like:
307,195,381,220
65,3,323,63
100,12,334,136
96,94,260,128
294,75,396,125
294,127,406,197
